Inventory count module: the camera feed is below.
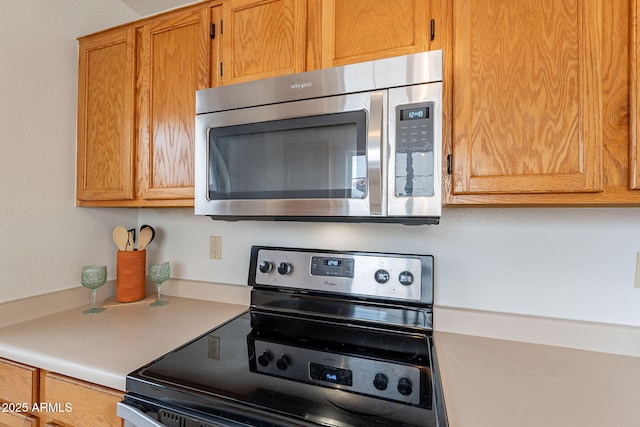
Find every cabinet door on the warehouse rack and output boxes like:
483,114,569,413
321,0,430,67
40,372,123,427
137,8,211,200
632,0,640,190
0,358,38,407
451,0,603,195
222,0,306,84
0,411,37,427
0,358,39,426
77,28,136,202
210,5,223,88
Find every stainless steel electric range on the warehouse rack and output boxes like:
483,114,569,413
118,246,448,427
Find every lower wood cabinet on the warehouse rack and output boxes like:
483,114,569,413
0,358,124,427
0,358,39,408
40,371,123,427
0,411,38,427
0,358,39,426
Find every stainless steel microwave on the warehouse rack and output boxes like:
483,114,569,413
195,50,443,224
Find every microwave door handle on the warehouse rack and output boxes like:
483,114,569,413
368,92,384,216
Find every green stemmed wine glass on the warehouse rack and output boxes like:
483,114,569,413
81,265,107,314
148,262,170,307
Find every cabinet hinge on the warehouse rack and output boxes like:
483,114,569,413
210,23,216,39
430,19,435,41
220,62,223,77
447,154,452,175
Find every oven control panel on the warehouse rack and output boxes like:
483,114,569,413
251,247,433,304
248,338,424,405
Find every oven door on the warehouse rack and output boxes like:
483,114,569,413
195,91,386,219
118,399,244,427
118,394,318,427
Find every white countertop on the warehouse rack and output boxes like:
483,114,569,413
2,290,640,426
0,296,247,391
435,331,640,427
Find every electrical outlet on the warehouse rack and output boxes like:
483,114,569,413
635,252,640,288
209,236,222,260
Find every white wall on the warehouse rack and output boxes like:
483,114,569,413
120,0,197,16
138,207,640,327
3,0,640,332
0,1,141,302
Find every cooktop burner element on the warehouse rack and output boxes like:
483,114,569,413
119,246,448,427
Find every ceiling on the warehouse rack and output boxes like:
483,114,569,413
120,0,197,16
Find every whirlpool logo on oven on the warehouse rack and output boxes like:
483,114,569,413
290,81,312,91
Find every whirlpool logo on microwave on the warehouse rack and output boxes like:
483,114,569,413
290,81,312,91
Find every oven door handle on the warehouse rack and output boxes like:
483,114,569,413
117,401,167,427
367,91,385,216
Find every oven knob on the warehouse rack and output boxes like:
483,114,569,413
397,377,413,396
373,373,389,391
259,261,274,274
375,269,390,284
257,351,273,367
398,271,414,286
276,355,290,371
277,262,294,275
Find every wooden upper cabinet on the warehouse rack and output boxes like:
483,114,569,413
221,0,306,84
451,0,604,195
77,28,135,202
210,5,223,88
320,0,430,68
632,0,640,190
137,8,211,200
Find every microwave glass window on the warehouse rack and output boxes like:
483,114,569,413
208,111,367,200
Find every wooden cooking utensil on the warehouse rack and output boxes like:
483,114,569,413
138,226,154,250
112,226,128,251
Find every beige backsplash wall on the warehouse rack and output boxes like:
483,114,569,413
0,1,141,303
3,0,640,337
139,207,640,328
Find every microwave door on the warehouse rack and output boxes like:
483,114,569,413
196,91,385,219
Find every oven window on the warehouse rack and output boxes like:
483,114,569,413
208,111,367,200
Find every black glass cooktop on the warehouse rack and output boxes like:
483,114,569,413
126,311,447,427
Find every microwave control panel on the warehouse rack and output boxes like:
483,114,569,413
394,101,435,197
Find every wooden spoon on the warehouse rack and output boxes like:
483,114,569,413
112,226,128,251
138,226,154,251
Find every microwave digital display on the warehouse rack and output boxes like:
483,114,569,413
400,107,429,121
